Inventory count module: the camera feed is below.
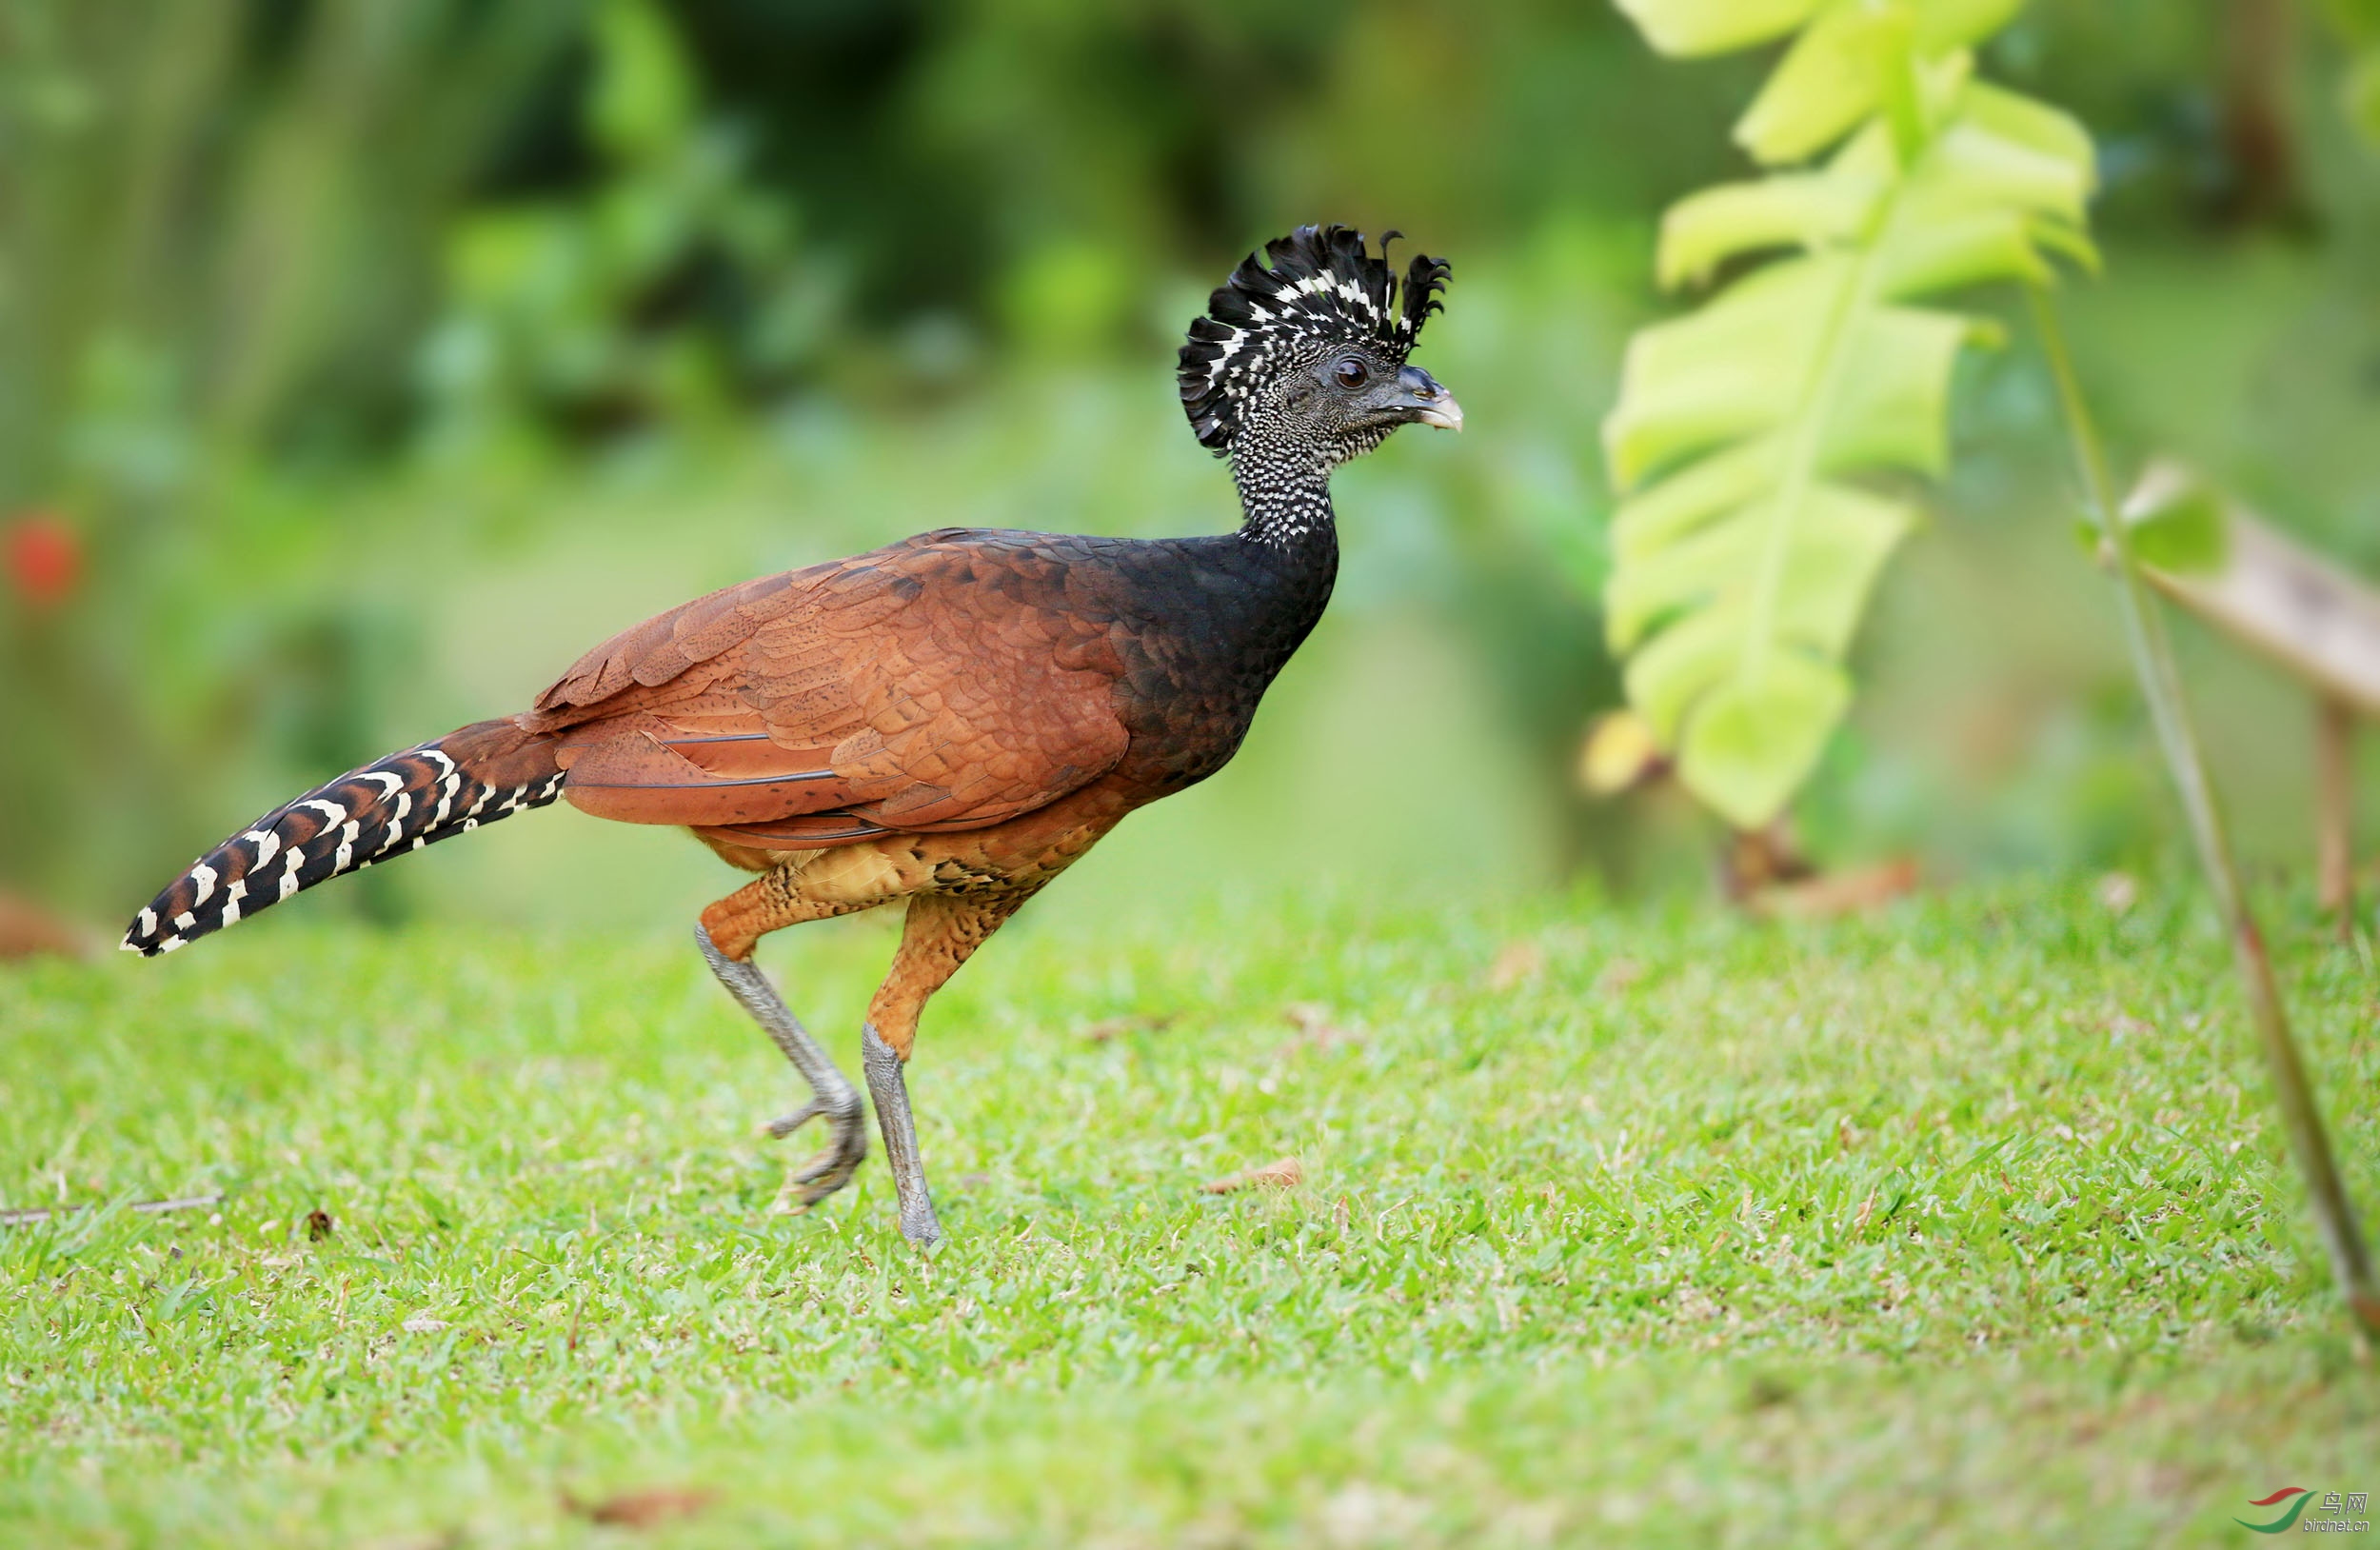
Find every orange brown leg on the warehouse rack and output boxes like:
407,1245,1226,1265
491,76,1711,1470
862,889,1037,1247
695,859,905,1207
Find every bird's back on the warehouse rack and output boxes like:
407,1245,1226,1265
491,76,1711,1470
526,522,1335,845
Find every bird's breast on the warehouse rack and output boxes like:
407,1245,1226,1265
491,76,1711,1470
1099,546,1336,800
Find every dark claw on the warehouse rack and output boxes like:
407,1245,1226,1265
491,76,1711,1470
783,1096,868,1203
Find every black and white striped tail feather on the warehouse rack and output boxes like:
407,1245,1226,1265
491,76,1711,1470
122,727,565,958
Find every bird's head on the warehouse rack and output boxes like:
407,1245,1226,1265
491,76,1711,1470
1178,224,1457,467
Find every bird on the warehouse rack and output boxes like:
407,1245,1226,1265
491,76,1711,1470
121,224,1458,1247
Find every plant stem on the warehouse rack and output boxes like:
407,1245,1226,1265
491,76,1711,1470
2029,286,2380,1341
2316,694,2355,937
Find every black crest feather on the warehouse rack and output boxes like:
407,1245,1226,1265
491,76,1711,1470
1178,224,1450,455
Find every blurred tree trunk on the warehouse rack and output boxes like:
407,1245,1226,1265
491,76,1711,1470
2218,0,2308,228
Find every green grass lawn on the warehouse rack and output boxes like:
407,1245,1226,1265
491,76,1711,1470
3,877,2376,1546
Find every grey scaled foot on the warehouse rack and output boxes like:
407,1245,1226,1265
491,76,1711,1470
863,1023,942,1248
694,925,868,1205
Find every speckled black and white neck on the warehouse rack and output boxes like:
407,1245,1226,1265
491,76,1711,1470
1041,220,1447,803
1230,443,1337,548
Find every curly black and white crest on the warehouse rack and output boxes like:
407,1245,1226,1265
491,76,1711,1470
1179,224,1451,455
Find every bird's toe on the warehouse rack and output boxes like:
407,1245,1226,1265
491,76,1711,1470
781,1099,869,1203
762,1097,829,1139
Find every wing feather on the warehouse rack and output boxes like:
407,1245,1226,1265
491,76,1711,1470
525,535,1129,843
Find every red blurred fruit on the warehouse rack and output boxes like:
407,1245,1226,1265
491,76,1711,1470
6,512,81,608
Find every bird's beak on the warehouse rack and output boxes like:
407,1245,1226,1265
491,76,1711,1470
1397,366,1463,432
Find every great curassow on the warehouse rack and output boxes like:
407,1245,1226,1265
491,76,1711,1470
123,224,1458,1246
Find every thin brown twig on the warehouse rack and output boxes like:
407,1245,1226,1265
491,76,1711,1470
0,1192,223,1227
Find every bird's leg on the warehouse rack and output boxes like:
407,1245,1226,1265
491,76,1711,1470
864,889,1034,1248
862,1023,934,1245
695,924,868,1202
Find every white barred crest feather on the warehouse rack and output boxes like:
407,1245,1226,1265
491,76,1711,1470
1178,224,1451,455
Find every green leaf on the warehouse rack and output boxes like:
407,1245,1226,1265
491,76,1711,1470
1825,305,1973,474
1606,257,1847,487
1676,652,1853,829
1956,82,2100,192
1912,0,2029,51
1619,0,2026,76
1736,5,1907,164
2330,0,2380,44
1608,478,1914,654
2124,483,2231,575
1656,163,1880,289
588,0,695,163
1606,260,1971,488
2349,50,2380,146
1613,0,1826,57
1877,88,2100,293
1603,7,2096,830
1928,107,2095,223
1607,439,1782,579
1875,210,2049,295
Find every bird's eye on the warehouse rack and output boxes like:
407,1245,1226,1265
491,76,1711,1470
1332,358,1370,390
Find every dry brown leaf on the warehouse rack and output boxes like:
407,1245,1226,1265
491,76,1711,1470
1081,1013,1176,1043
1751,856,1920,920
1201,1156,1303,1195
2105,1012,2153,1042
0,889,86,960
1487,941,1545,990
306,1208,334,1242
0,1192,222,1227
563,1485,717,1530
1595,958,1645,996
1282,1004,1359,1050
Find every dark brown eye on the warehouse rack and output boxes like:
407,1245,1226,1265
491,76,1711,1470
1332,358,1370,390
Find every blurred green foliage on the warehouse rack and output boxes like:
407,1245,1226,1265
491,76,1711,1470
1,0,2377,931
419,0,838,449
2324,0,2380,143
0,0,586,909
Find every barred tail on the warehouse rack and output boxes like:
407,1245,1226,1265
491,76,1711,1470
121,718,565,958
